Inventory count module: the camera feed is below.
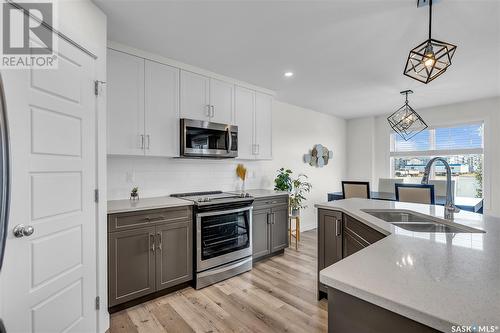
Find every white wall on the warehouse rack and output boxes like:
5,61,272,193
346,97,500,217
108,100,347,231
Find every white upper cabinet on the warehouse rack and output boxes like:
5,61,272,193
180,70,210,121
145,60,180,157
255,92,273,160
235,87,273,160
107,49,145,155
235,86,255,159
210,78,234,124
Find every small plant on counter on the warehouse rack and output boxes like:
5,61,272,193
274,168,293,192
289,174,312,216
130,186,139,201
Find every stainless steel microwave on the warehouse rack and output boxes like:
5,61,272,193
180,119,238,158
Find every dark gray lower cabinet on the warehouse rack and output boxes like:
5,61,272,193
155,220,192,291
252,195,289,261
270,205,289,252
108,226,156,306
252,208,271,259
108,206,193,307
317,209,386,299
318,210,343,296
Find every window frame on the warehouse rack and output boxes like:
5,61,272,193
389,122,484,197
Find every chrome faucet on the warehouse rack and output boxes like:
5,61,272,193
421,157,460,220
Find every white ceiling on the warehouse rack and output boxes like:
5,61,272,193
94,0,500,119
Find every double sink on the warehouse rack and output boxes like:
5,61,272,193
361,209,485,234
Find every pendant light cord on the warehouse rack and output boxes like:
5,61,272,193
428,0,433,40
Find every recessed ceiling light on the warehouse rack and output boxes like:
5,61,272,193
284,72,294,78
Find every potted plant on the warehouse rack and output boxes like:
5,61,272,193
289,174,312,216
130,186,139,201
274,168,293,192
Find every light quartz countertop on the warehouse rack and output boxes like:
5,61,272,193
316,198,500,332
107,196,192,214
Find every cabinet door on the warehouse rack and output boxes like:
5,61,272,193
320,211,343,269
108,226,156,307
210,78,234,124
145,60,180,157
235,86,255,159
252,209,271,259
156,220,193,291
107,49,145,155
271,205,289,252
180,70,210,121
255,92,273,160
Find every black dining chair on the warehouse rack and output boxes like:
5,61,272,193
395,183,435,205
341,181,371,199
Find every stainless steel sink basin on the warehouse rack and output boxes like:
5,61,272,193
361,209,485,234
361,211,435,223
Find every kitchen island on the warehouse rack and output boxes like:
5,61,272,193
316,198,500,333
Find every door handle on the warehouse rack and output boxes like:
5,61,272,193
225,128,232,153
156,232,162,251
335,218,341,236
149,234,155,252
13,224,34,238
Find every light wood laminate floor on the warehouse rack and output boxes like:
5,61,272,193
109,229,327,333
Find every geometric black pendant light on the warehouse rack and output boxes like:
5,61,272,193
387,90,428,141
404,0,457,84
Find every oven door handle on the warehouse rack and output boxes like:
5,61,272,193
196,206,252,218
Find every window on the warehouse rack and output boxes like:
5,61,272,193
390,123,483,198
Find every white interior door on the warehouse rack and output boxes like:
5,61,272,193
107,49,145,155
255,92,273,160
235,86,255,159
210,78,234,124
145,60,180,157
1,36,97,332
180,70,210,121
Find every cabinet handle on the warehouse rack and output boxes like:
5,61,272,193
140,134,145,149
272,213,276,225
335,218,341,236
266,213,270,224
206,105,211,117
149,234,155,252
156,232,162,251
146,134,150,150
211,105,215,117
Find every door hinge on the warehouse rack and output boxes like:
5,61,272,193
94,189,99,203
95,296,100,310
94,80,105,96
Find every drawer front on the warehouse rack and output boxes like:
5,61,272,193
108,206,192,232
253,196,288,210
344,214,385,245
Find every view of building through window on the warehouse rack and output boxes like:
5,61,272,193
390,123,483,198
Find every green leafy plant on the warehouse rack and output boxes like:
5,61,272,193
130,187,139,197
274,168,293,192
290,174,312,212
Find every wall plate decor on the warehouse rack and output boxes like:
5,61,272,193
304,144,333,167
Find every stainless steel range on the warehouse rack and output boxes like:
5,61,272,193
171,191,253,289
